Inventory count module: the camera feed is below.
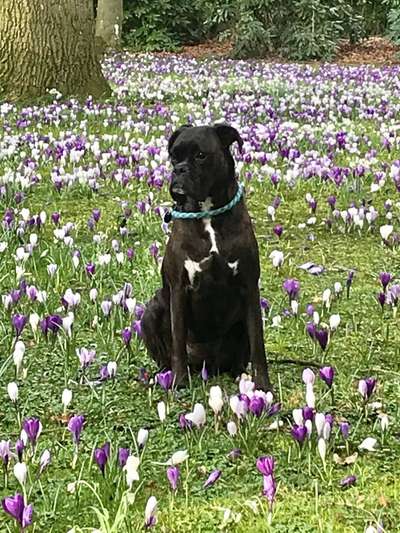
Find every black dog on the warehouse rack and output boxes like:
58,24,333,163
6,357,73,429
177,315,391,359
141,123,271,390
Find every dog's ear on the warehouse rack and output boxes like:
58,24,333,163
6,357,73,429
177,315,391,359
213,123,243,152
168,124,192,153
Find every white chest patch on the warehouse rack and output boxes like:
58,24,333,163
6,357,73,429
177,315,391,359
200,197,219,255
228,260,239,275
203,218,219,253
184,259,203,285
184,197,239,286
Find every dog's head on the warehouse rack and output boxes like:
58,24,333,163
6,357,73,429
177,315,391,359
167,123,243,205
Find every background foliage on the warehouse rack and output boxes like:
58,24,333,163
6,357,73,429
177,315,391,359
122,0,400,59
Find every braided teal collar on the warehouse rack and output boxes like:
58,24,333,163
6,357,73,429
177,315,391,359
165,183,244,222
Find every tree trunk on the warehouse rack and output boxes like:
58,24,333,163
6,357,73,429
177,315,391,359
0,0,111,101
95,0,123,48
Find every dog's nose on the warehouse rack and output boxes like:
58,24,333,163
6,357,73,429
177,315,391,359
174,162,189,175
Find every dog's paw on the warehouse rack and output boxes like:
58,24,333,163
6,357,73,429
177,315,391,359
174,369,189,389
254,374,273,392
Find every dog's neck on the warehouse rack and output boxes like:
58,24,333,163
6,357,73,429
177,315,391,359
173,179,239,214
203,180,238,212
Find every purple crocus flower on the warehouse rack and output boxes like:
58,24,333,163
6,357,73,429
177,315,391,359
340,475,357,488
92,209,101,223
12,314,27,337
201,362,208,382
40,315,63,336
273,224,283,238
306,304,315,316
149,242,159,259
306,322,316,339
67,415,85,445
249,396,265,417
291,425,307,443
118,447,129,467
86,263,95,277
379,272,392,291
282,279,300,300
267,402,281,417
339,421,350,439
94,443,110,475
227,448,241,461
260,297,270,312
127,248,135,261
377,292,386,309
358,377,377,399
2,493,33,529
302,406,314,421
256,456,275,476
99,365,109,380
15,439,24,462
204,469,222,488
155,370,174,391
315,328,329,351
23,418,42,446
51,212,60,225
263,474,276,506
327,195,337,209
0,441,11,468
132,320,142,337
319,366,335,388
178,413,193,430
166,466,180,491
121,327,132,346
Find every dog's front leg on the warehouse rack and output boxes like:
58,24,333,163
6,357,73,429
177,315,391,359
170,286,189,385
246,283,272,391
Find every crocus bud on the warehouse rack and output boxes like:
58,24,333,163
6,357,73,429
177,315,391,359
29,313,40,333
209,386,224,415
168,450,189,465
317,438,326,462
107,361,117,378
302,368,315,385
319,366,335,388
39,449,51,474
137,428,149,448
322,288,331,309
144,496,157,528
292,409,303,426
204,469,222,489
7,382,18,402
124,455,140,488
334,282,342,295
305,384,315,408
14,462,27,485
166,466,180,491
329,314,340,331
315,413,325,436
157,401,166,423
227,421,237,436
89,288,98,302
62,389,72,409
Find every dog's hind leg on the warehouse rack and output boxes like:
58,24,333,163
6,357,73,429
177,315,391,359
141,288,172,369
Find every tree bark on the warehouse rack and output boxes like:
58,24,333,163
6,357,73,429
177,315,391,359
0,0,111,101
95,0,123,48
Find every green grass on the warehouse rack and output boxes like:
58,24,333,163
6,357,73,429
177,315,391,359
1,57,400,532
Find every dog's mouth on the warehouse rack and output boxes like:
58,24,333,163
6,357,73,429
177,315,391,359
170,186,186,204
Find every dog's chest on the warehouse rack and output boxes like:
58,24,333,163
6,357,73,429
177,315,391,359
184,217,239,288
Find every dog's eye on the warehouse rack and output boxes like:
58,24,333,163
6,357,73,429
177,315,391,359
196,152,206,160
